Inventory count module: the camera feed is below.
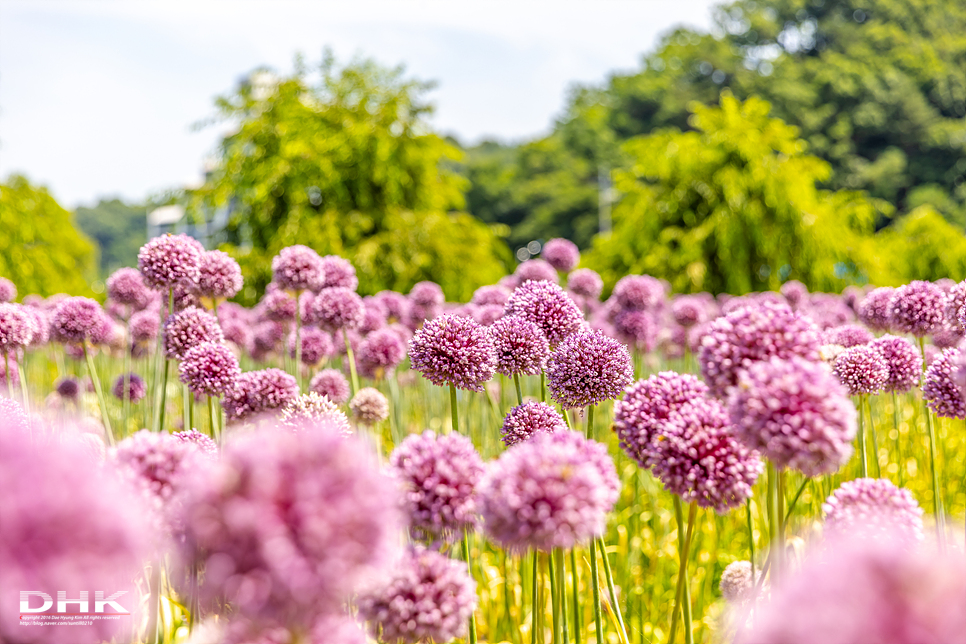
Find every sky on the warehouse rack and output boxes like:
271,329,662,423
0,0,720,208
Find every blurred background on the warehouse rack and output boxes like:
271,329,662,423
2,0,964,302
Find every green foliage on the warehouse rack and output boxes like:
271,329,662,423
194,54,510,302
872,205,966,283
74,199,147,277
0,175,96,297
583,94,885,295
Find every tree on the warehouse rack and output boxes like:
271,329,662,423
0,175,96,297
74,199,147,277
192,54,511,302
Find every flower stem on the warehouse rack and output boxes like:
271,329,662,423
919,337,943,545
587,404,595,440
514,372,524,406
597,536,629,643
550,550,562,644
767,463,783,584
3,350,12,400
858,395,868,477
294,290,303,391
450,384,460,434
461,531,478,644
866,396,881,477
557,549,569,643
571,549,582,644
590,536,604,644
531,553,540,644
84,343,115,446
16,358,30,416
540,370,547,403
669,498,697,644
893,391,904,486
344,333,360,395
207,395,217,439
745,499,756,602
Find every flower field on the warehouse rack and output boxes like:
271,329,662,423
2,235,966,644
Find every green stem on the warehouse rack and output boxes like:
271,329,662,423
122,334,132,436
450,384,460,434
531,553,539,644
858,395,868,477
550,550,562,644
784,478,810,528
571,549,582,644
540,370,547,403
597,536,629,644
183,383,192,433
587,404,595,440
3,350,12,401
344,333,360,395
294,290,303,391
669,499,697,644
558,549,569,644
893,391,904,486
84,343,115,446
514,372,524,406
919,337,943,545
461,532,478,644
866,396,881,478
590,536,604,644
207,395,217,439
502,551,513,642
16,358,30,416
767,463,782,584
745,499,757,603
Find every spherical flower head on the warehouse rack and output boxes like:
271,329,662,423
823,477,923,545
179,426,401,628
138,233,204,290
473,303,505,326
728,356,856,477
130,308,160,345
223,368,299,423
309,369,351,405
0,426,151,644
500,402,567,447
359,299,388,334
471,284,511,307
50,296,103,344
111,372,146,402
515,258,560,284
614,372,710,468
355,328,405,380
197,250,243,299
408,314,496,392
375,290,410,323
822,323,874,348
287,326,333,366
541,238,580,272
489,316,550,377
832,345,889,395
311,287,365,332
252,320,284,358
259,288,297,323
22,305,49,347
869,335,921,393
804,292,856,330
567,268,603,300
889,281,947,337
504,280,585,348
56,376,80,400
106,267,151,310
409,281,445,307
174,429,218,458
719,560,758,604
780,280,809,309
736,534,966,644
319,255,358,291
359,546,477,644
480,429,619,552
857,287,896,332
179,341,241,397
0,277,15,303
699,301,822,399
945,280,966,324
547,329,633,408
923,348,966,419
164,305,224,360
931,322,963,349
671,295,707,328
0,303,32,350
349,387,389,426
271,245,325,293
390,430,485,538
279,392,352,435
613,309,657,352
612,274,665,311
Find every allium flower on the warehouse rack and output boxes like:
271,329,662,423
822,323,874,347
111,372,146,402
489,316,550,377
931,322,963,349
223,368,299,423
612,274,665,311
222,318,254,354
515,258,560,284
473,303,505,326
349,387,389,426
719,561,757,603
164,305,225,360
106,267,151,310
174,429,218,458
252,320,284,358
505,281,584,349
614,372,710,468
391,430,485,537
736,535,966,644
471,284,511,307
271,245,325,293
309,369,351,405
279,392,352,435
567,268,603,300
408,281,445,325
22,305,49,346
0,303,32,351
356,328,406,379
287,326,333,366
546,328,633,408
311,287,365,332
138,233,204,290
500,402,567,447
179,426,400,628
179,342,241,397
130,309,160,345
823,477,923,544
832,345,889,395
541,238,580,272
319,255,358,291
259,288,298,323
480,430,619,552
359,299,388,334
197,250,243,299
780,280,809,309
358,546,477,644
50,296,104,344
728,357,856,477
671,296,707,328
945,280,966,325
0,277,15,303
56,376,80,400
409,314,496,392
699,301,822,398
869,335,921,393
652,398,762,513
858,287,896,332
613,309,657,352
889,281,947,337
375,290,411,323
923,348,966,419
0,425,151,644
804,293,855,329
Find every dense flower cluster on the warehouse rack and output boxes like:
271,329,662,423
832,345,889,395
179,342,241,397
489,316,550,377
318,255,358,291
138,233,203,290
0,302,32,351
279,392,352,435
504,280,584,347
173,429,218,458
889,280,947,337
500,402,568,447
869,335,921,393
349,387,390,426
471,284,511,307
613,309,657,352
311,287,365,332
546,328,633,408
106,267,152,310
287,326,333,366
197,250,243,299
164,306,225,360
0,277,16,303
356,328,406,379
567,268,604,300
822,323,873,347
271,245,325,293
112,372,146,402
541,237,580,272
409,314,496,391
223,369,299,423
823,478,923,544
515,258,560,284
719,561,757,604
923,348,966,419
50,296,106,344
671,295,707,328
612,275,664,311
309,369,351,405
130,309,160,345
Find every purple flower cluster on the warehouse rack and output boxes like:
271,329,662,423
56,376,81,400
279,392,352,435
719,560,756,603
408,281,445,325
480,430,618,552
197,250,243,299
111,372,146,402
409,314,496,392
179,342,241,397
612,274,665,311
515,258,560,284
319,255,358,291
489,316,550,377
0,277,15,303
567,268,604,300
164,305,225,359
356,328,406,379
271,245,325,293
106,267,152,310
889,281,947,337
613,309,658,352
823,477,923,544
309,369,351,405
504,280,584,347
391,430,485,537
50,296,107,345
0,302,32,351
728,357,856,476
288,326,333,366
822,323,873,347
174,429,218,458
349,387,390,426
541,238,580,272
869,335,921,393
500,402,567,447
671,295,707,328
130,309,160,345
311,287,365,332
138,233,203,290
546,329,633,408
923,348,966,419
223,368,299,423
832,345,889,395
472,284,511,307
260,288,297,322
780,280,809,309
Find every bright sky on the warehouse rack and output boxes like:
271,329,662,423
0,0,720,208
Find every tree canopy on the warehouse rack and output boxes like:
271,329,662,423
74,198,147,278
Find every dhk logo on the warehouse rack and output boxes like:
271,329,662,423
20,591,129,614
